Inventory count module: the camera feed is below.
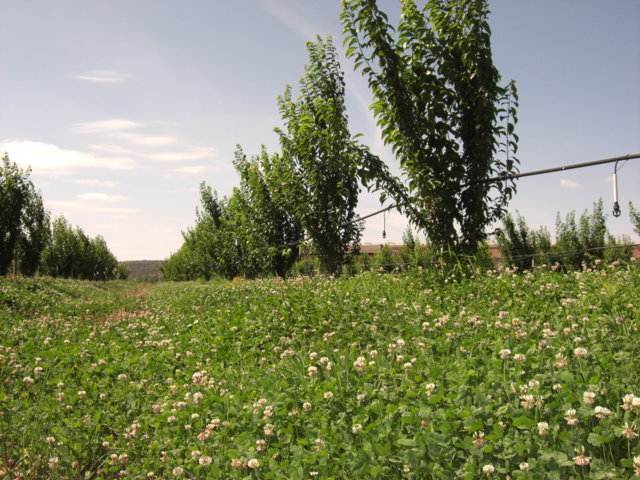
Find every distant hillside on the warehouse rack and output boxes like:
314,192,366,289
125,260,163,281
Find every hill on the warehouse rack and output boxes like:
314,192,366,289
124,259,163,280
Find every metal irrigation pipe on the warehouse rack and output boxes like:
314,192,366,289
463,152,640,187
287,153,640,247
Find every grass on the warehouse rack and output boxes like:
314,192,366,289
1,263,639,479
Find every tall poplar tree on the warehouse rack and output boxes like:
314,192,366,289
275,36,368,275
342,0,519,254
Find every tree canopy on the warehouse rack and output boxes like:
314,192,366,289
341,0,519,253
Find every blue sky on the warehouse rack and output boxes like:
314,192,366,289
1,0,639,261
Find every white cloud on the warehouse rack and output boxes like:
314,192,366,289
0,140,138,173
69,119,143,134
89,143,217,163
600,175,613,183
560,179,581,189
77,193,127,202
72,179,118,188
143,149,217,162
89,144,137,156
114,133,178,147
70,70,128,83
146,226,175,233
93,222,127,230
47,199,139,216
171,165,215,174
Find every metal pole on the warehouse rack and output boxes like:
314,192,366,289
463,152,640,187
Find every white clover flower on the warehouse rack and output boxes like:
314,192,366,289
573,347,588,359
621,423,638,440
247,458,260,469
564,408,579,426
594,406,612,419
583,391,596,405
537,422,549,436
353,357,366,372
573,447,591,466
198,455,212,466
172,467,184,476
519,462,529,471
499,349,511,360
323,391,334,399
308,366,318,377
513,353,526,363
482,464,495,474
622,394,635,410
352,423,363,433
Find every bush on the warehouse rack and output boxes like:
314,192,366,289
373,245,399,273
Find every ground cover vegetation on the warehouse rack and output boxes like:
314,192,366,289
0,154,127,280
2,262,640,479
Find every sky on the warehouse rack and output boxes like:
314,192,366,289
1,0,639,261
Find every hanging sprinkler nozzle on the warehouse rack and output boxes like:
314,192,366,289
612,163,621,217
382,210,387,239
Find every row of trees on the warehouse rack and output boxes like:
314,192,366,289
496,199,639,271
165,0,519,280
0,154,126,280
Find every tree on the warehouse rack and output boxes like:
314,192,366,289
554,200,609,269
233,146,303,278
0,153,49,276
495,212,535,271
630,202,640,237
341,0,519,254
178,184,243,281
40,216,120,280
15,183,50,276
275,36,369,275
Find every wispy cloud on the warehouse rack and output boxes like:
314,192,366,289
600,175,613,183
77,193,127,202
143,149,217,162
172,165,216,174
89,144,217,162
0,140,138,173
70,70,128,83
69,119,143,134
72,179,118,188
259,0,319,41
560,179,581,189
48,199,139,216
114,133,178,147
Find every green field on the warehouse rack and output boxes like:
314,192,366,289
1,264,639,479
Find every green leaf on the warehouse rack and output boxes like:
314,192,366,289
513,415,536,429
